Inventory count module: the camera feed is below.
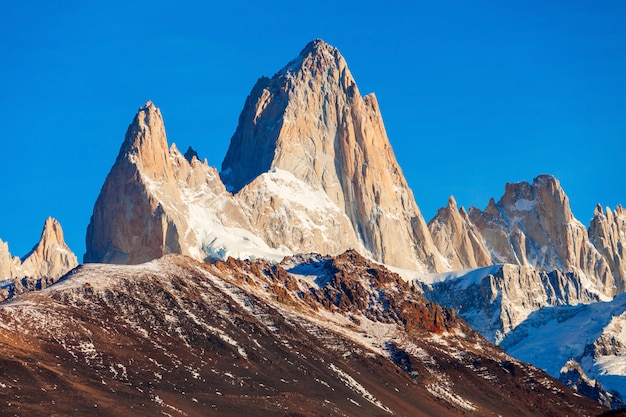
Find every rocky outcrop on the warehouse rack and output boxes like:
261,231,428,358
0,239,21,279
423,176,621,342
559,359,622,409
222,39,443,271
428,196,492,270
84,100,359,265
84,102,191,264
589,204,626,293
0,218,78,302
1,218,77,281
20,217,78,280
422,263,603,343
430,175,616,298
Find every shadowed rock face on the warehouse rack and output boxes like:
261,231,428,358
0,251,606,416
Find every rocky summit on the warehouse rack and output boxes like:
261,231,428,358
222,39,441,271
0,217,77,302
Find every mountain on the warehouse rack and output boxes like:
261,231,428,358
428,196,492,270
77,39,626,409
430,175,617,294
0,251,606,416
222,39,442,271
425,176,622,339
0,217,77,302
420,177,626,406
85,40,445,272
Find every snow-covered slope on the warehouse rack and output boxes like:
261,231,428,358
421,263,609,343
500,293,626,403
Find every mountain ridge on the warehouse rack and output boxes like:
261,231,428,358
0,251,607,416
2,39,625,411
86,39,445,271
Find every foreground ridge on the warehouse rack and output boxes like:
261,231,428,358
0,252,606,416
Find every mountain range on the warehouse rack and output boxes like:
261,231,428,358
0,39,624,415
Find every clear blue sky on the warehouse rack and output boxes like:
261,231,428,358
1,1,625,260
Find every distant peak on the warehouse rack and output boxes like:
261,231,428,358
594,203,604,217
42,217,65,244
447,195,457,209
20,217,68,263
142,100,156,110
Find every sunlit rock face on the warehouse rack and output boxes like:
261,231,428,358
589,204,626,293
222,39,443,271
470,175,614,297
428,196,492,270
86,41,446,272
20,217,78,280
0,217,77,281
0,217,78,303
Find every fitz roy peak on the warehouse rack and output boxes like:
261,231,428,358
221,40,442,271
85,39,445,271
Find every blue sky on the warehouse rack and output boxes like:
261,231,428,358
1,1,625,259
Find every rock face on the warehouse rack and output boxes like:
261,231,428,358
424,175,624,347
559,359,621,409
423,264,605,343
86,41,445,271
84,102,191,264
222,39,442,271
0,239,21,279
20,217,78,280
428,175,617,299
0,218,78,302
428,196,492,270
0,217,77,281
469,175,612,295
589,204,626,293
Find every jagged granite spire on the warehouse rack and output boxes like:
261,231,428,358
222,39,444,271
84,101,187,264
0,217,77,281
589,204,626,292
428,196,492,270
